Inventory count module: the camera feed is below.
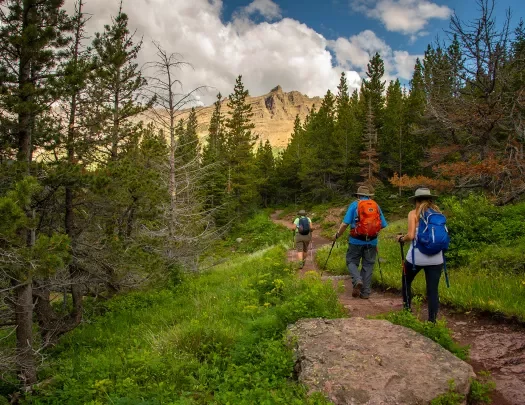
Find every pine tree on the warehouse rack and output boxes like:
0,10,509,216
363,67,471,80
406,58,426,125
361,53,386,133
201,93,228,218
224,75,257,214
359,100,380,187
335,72,360,190
0,0,72,386
177,107,199,164
255,140,275,207
87,3,153,161
300,90,337,201
274,114,304,203
383,79,414,181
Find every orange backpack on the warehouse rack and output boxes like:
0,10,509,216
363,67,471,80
350,200,382,240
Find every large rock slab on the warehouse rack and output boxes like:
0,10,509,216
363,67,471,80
287,317,475,405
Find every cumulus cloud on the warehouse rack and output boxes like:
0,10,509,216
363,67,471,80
330,30,422,83
242,0,282,21
352,0,452,36
63,0,419,106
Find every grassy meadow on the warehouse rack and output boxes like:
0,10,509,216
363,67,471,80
23,245,344,404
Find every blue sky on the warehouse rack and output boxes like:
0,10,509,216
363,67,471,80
67,0,525,105
221,0,524,58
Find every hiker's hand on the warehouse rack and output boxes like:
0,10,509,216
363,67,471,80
396,234,405,244
333,232,339,241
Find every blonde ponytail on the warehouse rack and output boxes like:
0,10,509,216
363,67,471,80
416,199,441,218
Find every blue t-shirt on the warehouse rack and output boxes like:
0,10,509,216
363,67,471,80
342,197,388,246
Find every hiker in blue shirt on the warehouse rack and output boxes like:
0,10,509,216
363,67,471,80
334,186,388,299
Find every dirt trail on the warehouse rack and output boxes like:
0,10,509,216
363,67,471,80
271,210,525,405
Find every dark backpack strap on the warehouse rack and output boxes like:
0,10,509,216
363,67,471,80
412,240,416,271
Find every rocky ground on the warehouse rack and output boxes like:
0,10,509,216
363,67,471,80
271,210,525,405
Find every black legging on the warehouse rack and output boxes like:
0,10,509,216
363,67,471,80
402,262,443,323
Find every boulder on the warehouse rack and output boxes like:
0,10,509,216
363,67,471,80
287,317,475,405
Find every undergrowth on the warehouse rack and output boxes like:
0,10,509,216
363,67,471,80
23,246,344,404
431,372,495,405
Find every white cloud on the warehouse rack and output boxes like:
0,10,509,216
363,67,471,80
63,0,419,106
242,0,282,21
352,0,452,36
330,30,422,83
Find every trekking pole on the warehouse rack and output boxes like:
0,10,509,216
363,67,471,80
443,252,450,288
398,238,410,309
323,239,337,271
376,247,384,286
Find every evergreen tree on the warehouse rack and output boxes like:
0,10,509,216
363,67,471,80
361,53,386,133
177,107,199,164
87,3,153,161
359,100,380,187
274,114,304,203
255,140,275,207
301,90,336,201
201,93,228,219
406,58,426,125
383,79,421,180
335,72,360,190
224,75,257,214
0,0,72,386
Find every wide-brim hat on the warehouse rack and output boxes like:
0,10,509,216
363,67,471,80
408,187,439,201
298,209,307,216
355,185,374,197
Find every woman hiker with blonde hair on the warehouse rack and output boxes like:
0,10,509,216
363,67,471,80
396,187,449,323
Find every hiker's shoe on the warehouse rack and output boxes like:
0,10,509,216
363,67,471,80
352,282,363,297
359,294,370,300
298,260,305,269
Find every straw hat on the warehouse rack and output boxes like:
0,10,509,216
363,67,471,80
408,187,438,201
355,185,374,197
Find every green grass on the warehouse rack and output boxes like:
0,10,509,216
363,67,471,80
374,309,470,360
25,246,344,404
203,211,292,265
316,219,525,321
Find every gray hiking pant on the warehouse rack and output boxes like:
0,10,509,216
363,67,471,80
346,243,377,297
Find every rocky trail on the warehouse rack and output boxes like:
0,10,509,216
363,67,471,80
271,211,525,405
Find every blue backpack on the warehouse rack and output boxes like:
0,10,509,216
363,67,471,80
298,217,311,235
412,209,451,288
415,209,450,255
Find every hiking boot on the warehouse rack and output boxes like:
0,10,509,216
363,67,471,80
352,282,363,297
298,260,305,269
359,294,370,300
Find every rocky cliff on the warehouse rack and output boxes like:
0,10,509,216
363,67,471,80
176,85,321,148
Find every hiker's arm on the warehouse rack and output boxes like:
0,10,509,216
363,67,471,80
398,211,416,243
335,223,348,239
335,203,355,239
379,207,388,229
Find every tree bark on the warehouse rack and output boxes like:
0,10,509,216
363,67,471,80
13,280,37,387
14,0,37,388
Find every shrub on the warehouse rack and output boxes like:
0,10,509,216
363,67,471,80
468,371,495,404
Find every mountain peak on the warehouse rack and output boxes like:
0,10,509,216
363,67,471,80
270,85,283,94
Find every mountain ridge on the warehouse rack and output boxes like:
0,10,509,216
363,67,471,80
177,86,322,148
